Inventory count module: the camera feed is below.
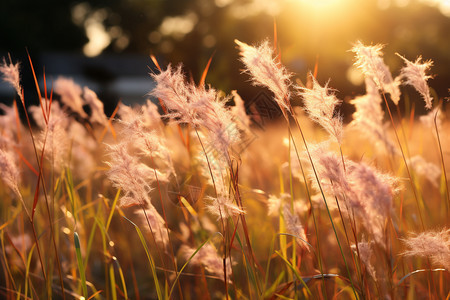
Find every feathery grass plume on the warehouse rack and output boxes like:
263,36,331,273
350,78,398,156
297,75,343,143
184,86,241,156
199,143,243,219
83,87,107,125
119,101,161,132
403,228,450,270
308,143,399,245
119,101,164,136
142,100,163,128
408,155,441,188
118,115,174,175
267,194,287,216
117,102,136,122
106,142,156,207
0,148,21,196
150,64,186,108
351,240,376,280
0,135,16,154
32,101,89,174
134,207,169,247
347,159,399,244
306,142,348,207
180,243,232,282
68,121,98,177
152,64,238,145
0,148,31,218
351,41,401,105
235,39,291,111
0,57,23,101
54,77,88,118
0,103,19,133
282,204,308,249
199,93,241,159
267,193,308,217
152,63,240,160
29,101,67,129
0,103,20,151
205,192,245,220
40,113,71,173
196,144,244,220
150,64,201,125
196,141,228,191
124,122,167,159
397,54,434,110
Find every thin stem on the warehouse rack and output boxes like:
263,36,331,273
18,91,68,296
149,155,183,300
229,162,263,295
434,109,450,221
286,123,327,299
380,92,425,230
194,128,228,298
287,106,360,299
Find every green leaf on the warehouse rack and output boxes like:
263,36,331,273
74,232,88,298
123,216,163,300
275,250,312,296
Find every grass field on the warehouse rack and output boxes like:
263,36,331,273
0,38,448,299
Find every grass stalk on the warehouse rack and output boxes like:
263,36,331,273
193,128,229,297
109,263,117,300
275,251,312,296
112,257,128,299
18,58,66,297
287,108,360,299
74,232,88,298
123,216,163,300
149,155,184,299
433,108,450,219
380,91,425,230
287,128,327,298
23,243,36,300
230,163,264,286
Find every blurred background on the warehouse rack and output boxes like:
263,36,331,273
0,0,449,117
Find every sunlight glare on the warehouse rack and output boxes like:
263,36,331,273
298,0,342,9
83,21,111,57
292,0,354,22
420,0,450,17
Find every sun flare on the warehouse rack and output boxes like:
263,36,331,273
299,0,341,8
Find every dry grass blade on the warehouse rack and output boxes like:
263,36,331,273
199,53,214,87
26,51,47,124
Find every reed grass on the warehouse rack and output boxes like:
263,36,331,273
0,36,448,299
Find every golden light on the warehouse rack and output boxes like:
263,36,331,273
298,0,342,9
288,0,357,25
420,0,450,17
83,21,111,57
283,0,360,49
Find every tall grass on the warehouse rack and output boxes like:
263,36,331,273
0,37,448,300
